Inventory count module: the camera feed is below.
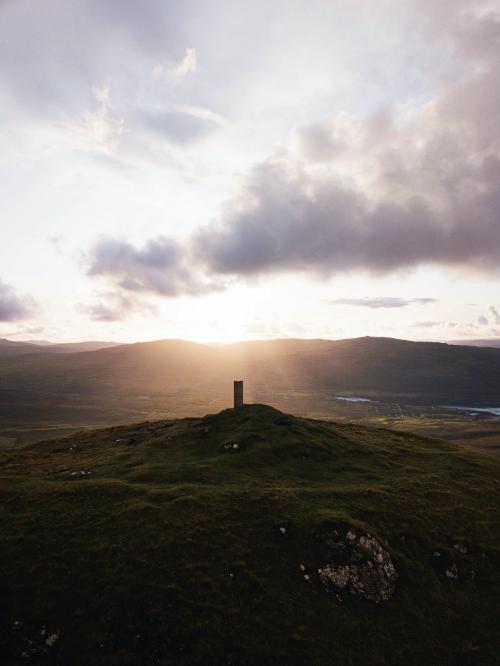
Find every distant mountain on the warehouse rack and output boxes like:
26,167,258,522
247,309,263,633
0,338,119,355
0,338,46,356
32,340,120,353
1,336,500,404
448,339,500,348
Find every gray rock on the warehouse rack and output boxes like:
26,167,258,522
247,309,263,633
316,527,397,603
446,565,459,579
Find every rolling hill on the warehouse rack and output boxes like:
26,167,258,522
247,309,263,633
449,339,500,348
1,336,500,449
0,338,119,356
1,404,499,664
1,336,500,402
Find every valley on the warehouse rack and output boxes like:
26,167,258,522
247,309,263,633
1,337,499,454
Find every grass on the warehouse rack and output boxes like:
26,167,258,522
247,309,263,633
1,404,499,665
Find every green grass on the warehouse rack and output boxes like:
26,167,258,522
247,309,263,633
1,404,499,665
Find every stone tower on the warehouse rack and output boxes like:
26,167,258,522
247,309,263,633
234,380,243,408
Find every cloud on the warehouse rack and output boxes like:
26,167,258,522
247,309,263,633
64,0,500,303
4,325,46,338
152,47,198,82
173,47,197,77
478,315,489,325
489,305,500,325
296,122,344,163
184,2,500,280
0,279,35,322
86,237,222,302
412,321,442,328
329,297,438,309
67,83,124,154
411,320,460,329
83,292,156,322
139,104,227,144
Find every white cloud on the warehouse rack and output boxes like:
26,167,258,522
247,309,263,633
176,105,227,128
152,47,198,81
489,305,500,325
330,297,438,309
68,83,124,154
174,47,197,77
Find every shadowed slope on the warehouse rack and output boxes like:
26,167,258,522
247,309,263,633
1,405,499,664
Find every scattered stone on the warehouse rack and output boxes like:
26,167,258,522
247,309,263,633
315,527,397,603
319,565,350,589
299,564,305,572
45,631,60,647
279,527,287,535
453,543,467,554
446,565,458,579
433,551,441,558
303,574,311,582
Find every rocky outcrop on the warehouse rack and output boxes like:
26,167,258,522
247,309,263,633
314,527,397,603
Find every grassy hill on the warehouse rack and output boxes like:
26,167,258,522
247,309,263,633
1,405,499,665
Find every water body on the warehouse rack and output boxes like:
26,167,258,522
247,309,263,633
443,405,500,418
335,396,373,403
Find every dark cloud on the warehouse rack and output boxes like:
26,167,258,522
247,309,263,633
83,292,156,322
81,0,500,302
330,297,438,309
193,154,500,277
85,298,131,323
86,237,221,300
296,122,344,163
188,3,500,279
0,279,35,321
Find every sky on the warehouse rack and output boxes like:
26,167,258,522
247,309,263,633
1,0,500,343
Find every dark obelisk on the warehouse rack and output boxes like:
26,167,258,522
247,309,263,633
234,380,244,408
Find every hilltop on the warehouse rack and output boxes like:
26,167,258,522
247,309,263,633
1,404,499,664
